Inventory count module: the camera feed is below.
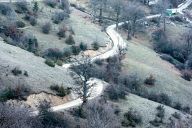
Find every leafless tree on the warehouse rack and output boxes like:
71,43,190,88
70,55,95,104
85,99,121,128
0,102,31,128
155,0,171,31
110,0,124,29
90,0,108,24
122,1,145,39
183,29,192,58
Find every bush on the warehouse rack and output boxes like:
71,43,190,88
92,41,99,51
44,48,63,60
0,87,15,101
16,21,25,28
0,4,12,15
122,110,142,127
42,22,51,34
182,106,190,113
24,34,39,53
11,67,22,76
24,71,29,77
172,112,181,119
52,12,68,24
44,0,57,8
181,70,192,81
79,42,87,51
94,59,103,66
50,85,71,97
123,75,142,93
29,16,37,26
57,26,67,38
187,54,192,69
65,35,75,45
150,105,165,126
144,74,156,86
56,60,63,66
173,102,182,110
63,48,72,58
148,93,172,106
105,84,126,101
0,85,30,101
70,45,81,55
45,59,55,67
16,2,28,13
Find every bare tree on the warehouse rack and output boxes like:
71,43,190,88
0,102,31,128
90,0,108,24
110,0,124,29
85,99,120,128
155,0,171,31
183,29,192,58
70,55,95,104
122,1,145,39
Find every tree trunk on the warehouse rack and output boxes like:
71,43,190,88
99,8,103,24
163,16,166,32
82,81,87,104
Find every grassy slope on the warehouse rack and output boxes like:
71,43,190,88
122,37,192,108
0,39,74,93
118,94,189,128
23,2,110,52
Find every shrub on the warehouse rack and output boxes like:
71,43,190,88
50,85,71,97
173,102,182,110
0,87,15,101
150,105,165,126
56,60,63,66
42,22,51,34
148,93,172,106
65,35,75,45
122,109,142,127
29,16,37,26
0,4,12,15
23,34,38,53
70,45,81,55
182,106,190,113
63,48,72,58
105,84,126,101
44,48,63,60
172,112,181,119
79,42,87,51
24,71,29,77
0,85,30,101
94,59,103,66
156,105,165,121
45,59,55,67
57,26,67,38
52,12,68,24
181,70,192,81
144,74,156,86
16,21,25,28
16,2,28,13
11,67,22,76
187,54,192,69
123,75,142,93
44,0,57,8
92,41,99,51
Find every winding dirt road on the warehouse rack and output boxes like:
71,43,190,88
1,0,192,112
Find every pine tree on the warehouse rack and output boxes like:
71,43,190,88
33,2,39,13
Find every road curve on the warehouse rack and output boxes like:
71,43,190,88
0,0,191,112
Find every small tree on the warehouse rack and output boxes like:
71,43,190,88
70,55,95,104
65,35,75,45
42,22,51,34
33,2,39,13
